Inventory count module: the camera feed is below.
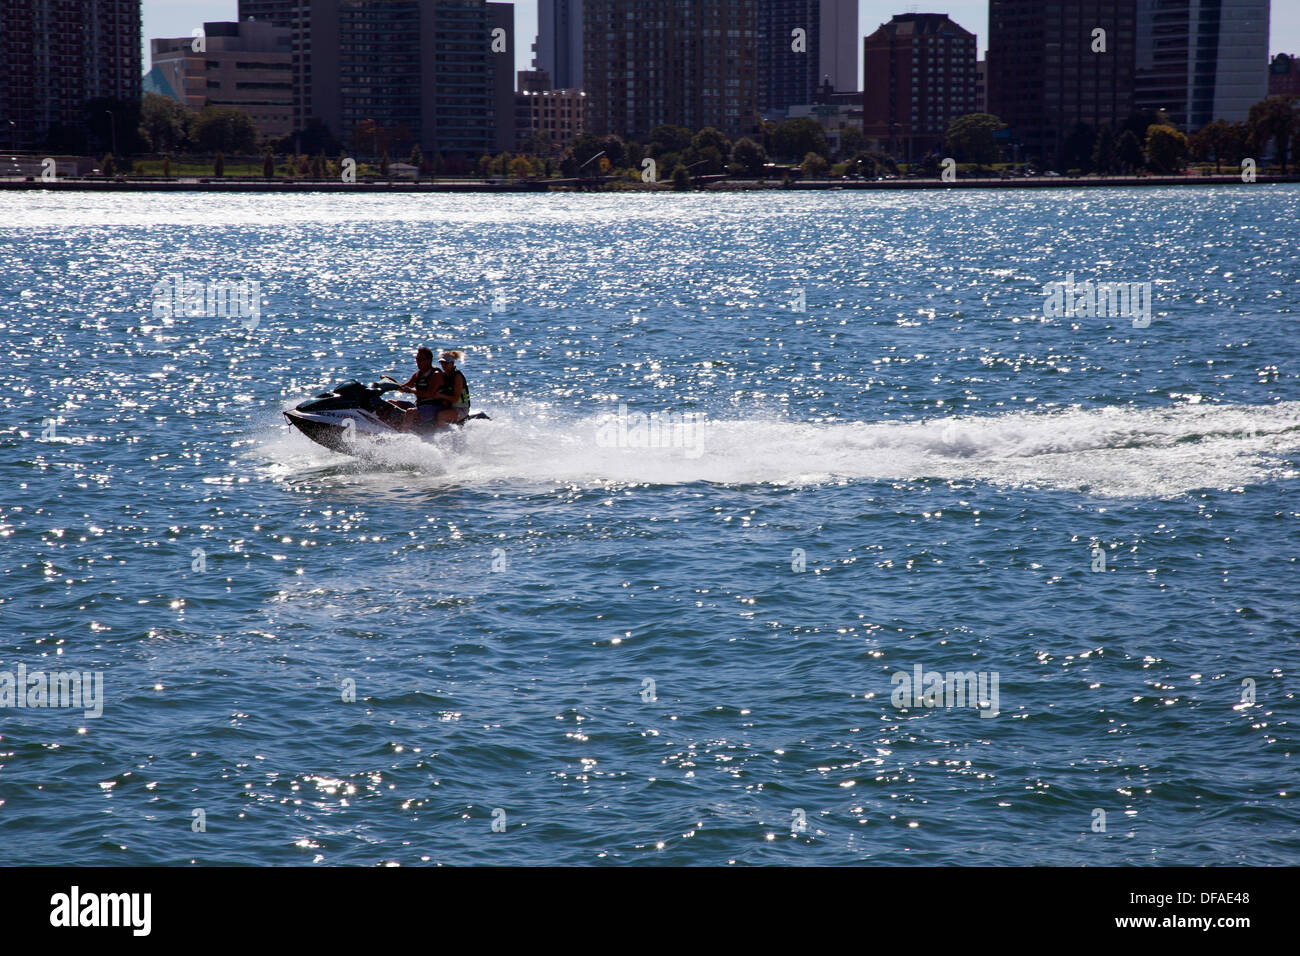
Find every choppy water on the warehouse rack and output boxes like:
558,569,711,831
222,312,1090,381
1,188,1297,865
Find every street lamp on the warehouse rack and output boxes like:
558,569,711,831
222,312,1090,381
577,149,605,188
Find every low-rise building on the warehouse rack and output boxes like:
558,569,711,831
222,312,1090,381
1269,53,1300,98
146,20,293,142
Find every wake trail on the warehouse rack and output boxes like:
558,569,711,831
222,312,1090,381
259,401,1300,498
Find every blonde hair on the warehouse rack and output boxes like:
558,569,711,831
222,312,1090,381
440,349,464,364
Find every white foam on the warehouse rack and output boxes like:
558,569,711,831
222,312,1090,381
259,401,1300,498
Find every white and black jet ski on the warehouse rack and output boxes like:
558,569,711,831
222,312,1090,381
284,378,489,455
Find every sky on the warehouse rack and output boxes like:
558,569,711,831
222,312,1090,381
143,1,1299,76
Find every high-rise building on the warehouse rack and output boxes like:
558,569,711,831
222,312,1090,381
237,0,503,157
0,0,141,152
988,0,1137,167
488,2,517,152
583,0,759,140
862,13,978,160
758,0,857,115
1135,0,1269,129
537,0,583,90
1270,53,1300,98
146,21,294,141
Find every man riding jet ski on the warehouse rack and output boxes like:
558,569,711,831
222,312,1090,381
284,347,486,455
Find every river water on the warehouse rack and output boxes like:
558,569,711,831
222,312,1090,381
0,187,1297,864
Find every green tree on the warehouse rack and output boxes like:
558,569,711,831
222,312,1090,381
380,151,390,177
1145,123,1189,173
212,151,224,177
944,113,1005,166
671,163,691,190
1245,95,1298,172
648,124,694,157
1116,129,1144,172
730,137,767,176
838,124,867,160
140,92,191,154
161,154,172,178
685,128,729,174
599,135,627,169
567,133,606,174
801,151,829,179
772,117,828,162
1091,124,1117,174
192,106,257,155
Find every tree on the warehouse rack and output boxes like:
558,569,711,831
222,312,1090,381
140,92,191,154
351,119,390,158
102,153,115,177
599,135,627,169
213,151,224,177
567,132,606,174
1145,123,1188,173
1116,129,1144,173
944,113,1005,166
1245,95,1299,172
380,151,390,177
1120,109,1172,142
838,125,867,160
510,155,532,179
263,150,274,178
1188,121,1246,173
1090,124,1117,174
647,124,694,157
772,117,828,162
730,137,767,176
279,118,339,156
162,154,172,178
801,151,829,179
192,106,257,155
690,127,732,170
672,163,691,190
1061,122,1096,172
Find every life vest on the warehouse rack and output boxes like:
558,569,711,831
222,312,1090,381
439,369,470,409
415,368,439,406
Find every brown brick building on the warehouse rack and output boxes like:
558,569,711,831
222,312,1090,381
1,0,141,152
1270,53,1300,98
583,0,760,140
862,13,978,161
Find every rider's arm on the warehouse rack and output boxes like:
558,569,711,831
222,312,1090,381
399,373,418,393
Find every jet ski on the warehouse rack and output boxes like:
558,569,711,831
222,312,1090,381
284,378,489,455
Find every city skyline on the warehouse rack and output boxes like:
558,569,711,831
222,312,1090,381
143,0,1300,80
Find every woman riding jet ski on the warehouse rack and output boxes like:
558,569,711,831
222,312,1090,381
284,347,485,456
396,349,470,431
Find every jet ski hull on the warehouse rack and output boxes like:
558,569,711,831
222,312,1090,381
284,380,488,458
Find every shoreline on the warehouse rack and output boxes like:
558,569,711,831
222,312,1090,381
1,173,1295,193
